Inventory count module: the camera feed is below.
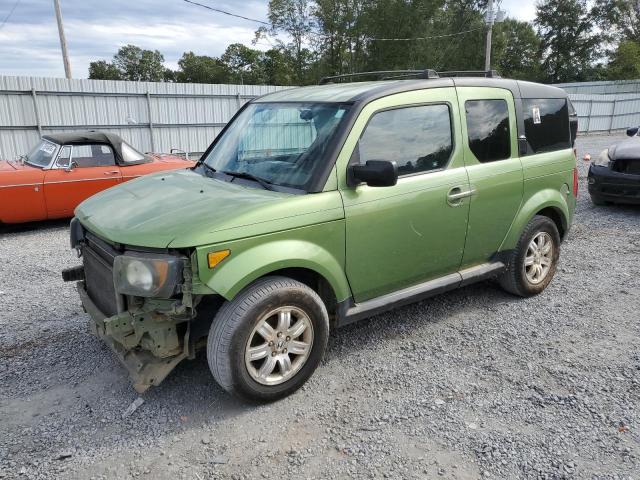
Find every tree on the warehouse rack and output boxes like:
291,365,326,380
593,0,640,43
112,45,167,82
313,0,367,76
176,52,230,83
535,0,603,83
261,47,297,84
88,44,169,82
221,43,266,84
88,60,122,80
607,40,640,79
492,19,543,81
259,0,316,83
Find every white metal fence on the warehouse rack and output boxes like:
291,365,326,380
556,80,640,134
2,76,640,160
0,76,289,161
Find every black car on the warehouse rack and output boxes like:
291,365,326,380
588,127,640,205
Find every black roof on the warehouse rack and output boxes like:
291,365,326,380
42,131,150,166
257,76,568,106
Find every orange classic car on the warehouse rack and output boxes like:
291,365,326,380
0,132,194,224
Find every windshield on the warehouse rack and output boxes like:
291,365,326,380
25,139,60,168
202,102,351,190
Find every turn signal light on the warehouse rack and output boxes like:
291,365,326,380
207,250,230,269
572,167,579,198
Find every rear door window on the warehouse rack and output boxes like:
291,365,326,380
464,99,511,163
523,99,571,153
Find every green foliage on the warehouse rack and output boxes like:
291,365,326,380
112,45,167,82
87,0,635,85
88,60,122,80
492,19,543,81
535,0,603,83
608,40,640,79
177,52,230,84
88,45,167,82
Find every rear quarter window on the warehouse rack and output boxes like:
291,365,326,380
523,99,571,153
465,99,511,163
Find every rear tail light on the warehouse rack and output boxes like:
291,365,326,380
572,167,579,198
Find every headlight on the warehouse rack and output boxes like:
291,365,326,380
592,149,610,167
113,253,183,298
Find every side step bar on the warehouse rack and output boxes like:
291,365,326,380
337,261,505,327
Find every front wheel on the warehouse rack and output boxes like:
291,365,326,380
207,276,329,402
499,215,561,297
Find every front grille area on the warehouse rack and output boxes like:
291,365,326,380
612,159,640,175
83,234,119,317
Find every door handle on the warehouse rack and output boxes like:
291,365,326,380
104,170,119,175
447,187,476,206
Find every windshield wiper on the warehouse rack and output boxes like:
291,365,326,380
222,170,274,191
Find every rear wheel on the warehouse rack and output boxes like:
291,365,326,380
499,215,560,297
207,276,329,402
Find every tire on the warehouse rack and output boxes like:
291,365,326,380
498,215,561,297
207,276,329,402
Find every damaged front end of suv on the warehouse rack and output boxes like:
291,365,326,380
63,218,217,393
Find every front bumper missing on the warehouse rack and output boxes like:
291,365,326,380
588,164,640,204
77,281,190,393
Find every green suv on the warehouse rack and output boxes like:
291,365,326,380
63,71,578,401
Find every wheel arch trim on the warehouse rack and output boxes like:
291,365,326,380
500,189,571,251
198,239,351,303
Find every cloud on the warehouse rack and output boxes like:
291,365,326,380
0,0,537,78
0,0,269,78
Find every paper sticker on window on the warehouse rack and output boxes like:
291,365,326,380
40,142,56,155
334,109,345,119
532,106,541,124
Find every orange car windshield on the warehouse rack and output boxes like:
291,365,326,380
25,140,60,168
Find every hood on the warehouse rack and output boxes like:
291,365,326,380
75,169,344,249
0,160,26,172
609,137,640,161
0,161,44,186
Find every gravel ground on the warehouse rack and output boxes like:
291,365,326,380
1,134,639,480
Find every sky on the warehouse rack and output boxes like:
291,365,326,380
0,0,537,79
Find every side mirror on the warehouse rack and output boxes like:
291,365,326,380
626,127,639,137
349,160,398,187
65,160,78,172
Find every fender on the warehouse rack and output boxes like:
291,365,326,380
196,237,351,302
500,187,571,252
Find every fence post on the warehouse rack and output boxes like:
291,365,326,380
608,98,617,133
146,91,156,152
585,99,593,134
31,88,42,137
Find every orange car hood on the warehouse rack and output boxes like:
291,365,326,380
0,160,21,172
0,161,43,185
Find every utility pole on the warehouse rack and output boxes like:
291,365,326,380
53,0,72,79
484,0,494,71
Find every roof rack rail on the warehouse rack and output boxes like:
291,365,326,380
317,69,501,85
437,70,501,78
318,69,439,85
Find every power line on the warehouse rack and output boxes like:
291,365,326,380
181,0,481,44
358,27,484,42
0,0,21,30
182,0,269,25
